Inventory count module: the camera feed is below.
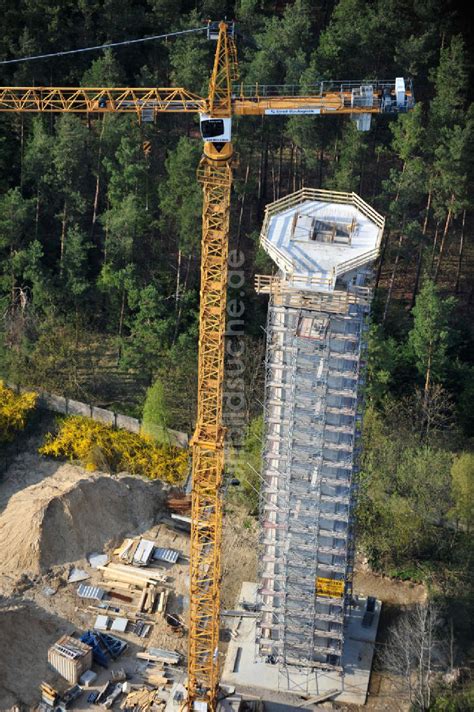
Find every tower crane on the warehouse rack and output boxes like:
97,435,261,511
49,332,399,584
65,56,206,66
0,20,414,711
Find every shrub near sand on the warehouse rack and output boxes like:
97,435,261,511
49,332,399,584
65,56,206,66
40,415,189,484
0,381,37,442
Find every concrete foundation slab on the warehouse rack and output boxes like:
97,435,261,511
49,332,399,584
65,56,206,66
222,582,381,707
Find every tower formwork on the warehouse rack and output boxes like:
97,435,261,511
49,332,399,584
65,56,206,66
255,188,384,679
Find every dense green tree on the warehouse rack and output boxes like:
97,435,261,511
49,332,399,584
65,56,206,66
22,118,55,237
61,225,91,311
243,0,312,85
450,453,474,532
0,188,35,304
121,284,174,383
52,115,91,271
429,35,468,136
233,414,263,512
365,323,401,404
152,331,198,433
81,49,125,87
325,121,366,192
168,11,210,94
408,280,455,398
358,405,453,569
158,137,202,256
142,378,170,443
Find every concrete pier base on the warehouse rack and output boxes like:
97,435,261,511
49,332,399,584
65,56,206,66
222,582,381,707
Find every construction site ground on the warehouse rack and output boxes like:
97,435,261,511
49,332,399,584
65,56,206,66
0,425,425,710
0,423,259,710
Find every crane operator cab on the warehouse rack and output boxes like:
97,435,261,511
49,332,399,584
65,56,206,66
200,115,231,142
200,115,233,160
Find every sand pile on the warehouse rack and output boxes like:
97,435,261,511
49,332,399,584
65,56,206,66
0,463,165,578
0,600,68,707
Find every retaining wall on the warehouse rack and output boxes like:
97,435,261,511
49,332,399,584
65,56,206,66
6,383,188,448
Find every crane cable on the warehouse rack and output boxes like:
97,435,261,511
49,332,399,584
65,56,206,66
0,26,208,65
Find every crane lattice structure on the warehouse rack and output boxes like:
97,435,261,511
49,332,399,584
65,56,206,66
0,21,414,711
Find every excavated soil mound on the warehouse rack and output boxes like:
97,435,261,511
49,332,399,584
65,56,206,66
0,600,68,707
0,463,165,578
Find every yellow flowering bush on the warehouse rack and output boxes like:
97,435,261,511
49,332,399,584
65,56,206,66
40,415,189,485
0,381,37,443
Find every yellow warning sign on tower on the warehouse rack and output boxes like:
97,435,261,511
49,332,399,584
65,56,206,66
316,577,344,597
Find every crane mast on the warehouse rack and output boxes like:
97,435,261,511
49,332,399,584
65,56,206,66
0,22,414,712
188,23,236,709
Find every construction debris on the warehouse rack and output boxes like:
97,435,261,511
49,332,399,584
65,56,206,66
115,537,137,561
169,513,191,532
167,493,191,513
132,620,151,638
42,585,57,597
67,567,89,583
0,457,188,708
108,590,134,603
40,682,59,708
111,668,127,682
40,681,83,709
94,614,110,630
153,547,179,564
111,617,129,633
77,582,105,600
61,684,83,706
166,613,185,636
142,671,169,685
120,687,165,711
47,635,93,684
81,630,127,667
104,683,124,708
96,682,113,704
79,669,98,687
136,647,181,665
88,552,109,568
134,538,155,566
98,562,167,587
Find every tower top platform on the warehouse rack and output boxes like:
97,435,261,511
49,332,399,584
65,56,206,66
259,188,384,293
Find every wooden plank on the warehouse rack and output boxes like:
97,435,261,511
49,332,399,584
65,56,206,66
137,588,148,613
142,673,169,685
136,651,180,664
108,591,133,603
99,563,166,581
102,580,136,591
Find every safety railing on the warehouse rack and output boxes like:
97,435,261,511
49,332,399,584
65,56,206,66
255,273,334,294
351,193,385,230
333,248,380,278
261,188,384,241
232,80,399,98
255,275,372,309
260,235,294,275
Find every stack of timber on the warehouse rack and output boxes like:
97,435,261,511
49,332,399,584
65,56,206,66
141,668,169,686
120,687,165,711
136,647,181,665
166,493,191,514
40,682,59,707
98,563,166,587
113,536,180,567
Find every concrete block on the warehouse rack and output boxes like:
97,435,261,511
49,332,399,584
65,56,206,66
116,413,140,433
67,399,91,417
79,669,97,687
91,406,115,426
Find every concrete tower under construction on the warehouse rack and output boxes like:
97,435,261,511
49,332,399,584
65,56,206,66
255,188,384,679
